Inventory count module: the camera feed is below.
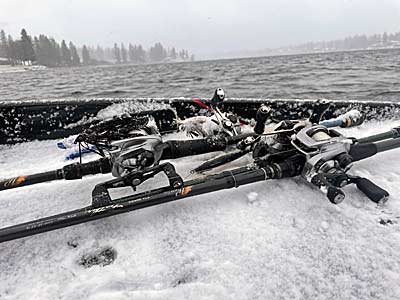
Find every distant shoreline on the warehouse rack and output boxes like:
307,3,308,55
1,47,398,72
0,65,29,74
0,65,47,73
196,46,400,62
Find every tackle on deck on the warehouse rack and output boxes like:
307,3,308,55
0,88,399,243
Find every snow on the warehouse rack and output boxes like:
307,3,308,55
1,120,400,300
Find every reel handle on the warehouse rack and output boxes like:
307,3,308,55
254,105,271,134
326,186,346,204
311,174,345,204
210,88,225,108
355,177,389,204
308,100,330,124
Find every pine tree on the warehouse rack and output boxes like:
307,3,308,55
113,43,121,64
129,44,146,63
382,32,388,44
35,35,47,66
87,46,97,61
60,40,72,66
35,35,56,67
82,45,90,65
96,45,105,61
149,42,166,62
20,29,35,64
69,42,80,66
0,29,9,60
170,47,177,60
49,38,62,66
121,43,127,63
7,35,17,64
128,44,134,62
179,50,185,60
137,45,145,63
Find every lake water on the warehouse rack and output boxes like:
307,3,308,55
1,48,399,102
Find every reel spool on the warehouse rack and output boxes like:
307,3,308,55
109,135,165,177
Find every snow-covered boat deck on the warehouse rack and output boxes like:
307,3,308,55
0,120,400,299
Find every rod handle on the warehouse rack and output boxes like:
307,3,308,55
349,143,378,161
162,137,228,159
356,177,389,203
62,158,112,180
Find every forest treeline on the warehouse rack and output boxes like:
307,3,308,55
0,28,194,67
282,31,400,53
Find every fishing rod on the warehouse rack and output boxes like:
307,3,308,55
0,99,363,191
0,133,255,191
192,106,365,173
1,123,400,243
0,87,241,190
57,88,243,160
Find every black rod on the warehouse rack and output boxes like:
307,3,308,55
357,127,400,144
0,157,304,243
374,138,400,153
0,158,111,191
0,167,269,243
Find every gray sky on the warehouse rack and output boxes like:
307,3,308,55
1,0,400,58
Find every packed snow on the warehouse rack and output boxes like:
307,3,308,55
0,120,400,300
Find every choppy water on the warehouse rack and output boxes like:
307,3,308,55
1,48,400,102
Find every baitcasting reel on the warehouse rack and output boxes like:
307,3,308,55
76,116,166,178
179,88,242,138
292,125,389,204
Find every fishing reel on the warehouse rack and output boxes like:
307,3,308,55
192,101,334,173
211,107,241,137
108,134,165,177
179,88,242,138
89,123,179,206
73,114,161,158
252,104,311,165
292,125,389,204
75,116,166,178
80,112,156,142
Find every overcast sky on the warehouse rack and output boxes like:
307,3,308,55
1,0,400,58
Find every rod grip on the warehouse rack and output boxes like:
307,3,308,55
79,158,112,176
162,137,228,159
62,158,112,180
356,177,389,203
349,143,378,161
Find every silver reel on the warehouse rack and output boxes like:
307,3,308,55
108,118,165,177
291,125,353,204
